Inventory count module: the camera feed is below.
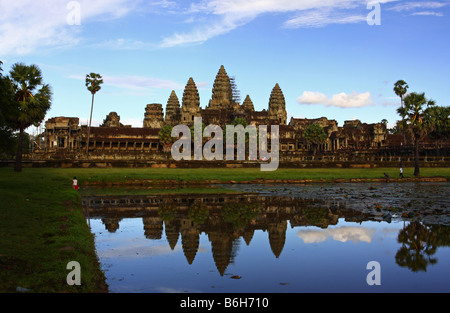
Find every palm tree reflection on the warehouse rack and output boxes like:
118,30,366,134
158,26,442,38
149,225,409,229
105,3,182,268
395,222,442,272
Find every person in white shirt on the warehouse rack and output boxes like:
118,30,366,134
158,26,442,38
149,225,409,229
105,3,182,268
73,177,79,190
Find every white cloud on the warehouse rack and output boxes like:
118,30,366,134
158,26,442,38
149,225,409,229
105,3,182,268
0,0,142,56
388,1,448,12
160,0,400,47
160,14,250,47
411,11,444,16
387,1,448,17
296,91,329,104
284,8,366,28
297,226,376,244
297,91,374,108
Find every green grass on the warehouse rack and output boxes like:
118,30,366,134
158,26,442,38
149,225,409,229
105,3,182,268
0,166,448,292
21,167,448,184
0,168,107,293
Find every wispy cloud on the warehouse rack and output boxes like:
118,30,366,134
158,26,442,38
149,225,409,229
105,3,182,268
411,11,444,16
95,38,155,50
297,91,374,108
2,0,445,54
160,0,400,47
388,1,448,12
0,0,141,56
387,1,448,16
284,9,366,28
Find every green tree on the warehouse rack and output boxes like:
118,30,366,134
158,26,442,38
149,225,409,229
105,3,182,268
158,124,175,152
303,123,327,154
0,61,16,157
85,73,103,156
7,63,52,172
397,92,435,176
427,105,450,152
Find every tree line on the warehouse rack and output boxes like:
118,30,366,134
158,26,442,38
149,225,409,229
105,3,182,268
393,79,449,176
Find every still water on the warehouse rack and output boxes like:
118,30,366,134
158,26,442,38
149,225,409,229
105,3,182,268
83,183,450,293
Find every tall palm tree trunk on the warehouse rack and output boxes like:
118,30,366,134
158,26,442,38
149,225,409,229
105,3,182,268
14,127,24,172
86,94,95,157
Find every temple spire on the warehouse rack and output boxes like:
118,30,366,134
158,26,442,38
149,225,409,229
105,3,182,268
181,77,201,126
242,95,254,111
208,65,233,110
268,83,287,125
165,90,181,126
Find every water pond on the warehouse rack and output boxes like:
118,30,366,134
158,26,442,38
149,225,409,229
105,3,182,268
82,182,450,293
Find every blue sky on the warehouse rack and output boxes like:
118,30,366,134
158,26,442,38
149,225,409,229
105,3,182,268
1,0,449,132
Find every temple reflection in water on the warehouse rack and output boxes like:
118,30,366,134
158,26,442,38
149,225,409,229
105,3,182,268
83,192,380,276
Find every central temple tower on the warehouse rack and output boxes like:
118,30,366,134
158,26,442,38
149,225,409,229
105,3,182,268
268,83,287,125
207,65,234,110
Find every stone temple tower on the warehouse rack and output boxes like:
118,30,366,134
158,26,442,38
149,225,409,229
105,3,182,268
242,95,254,112
181,77,201,126
101,112,122,127
207,65,233,110
268,83,287,125
143,103,164,128
165,90,181,126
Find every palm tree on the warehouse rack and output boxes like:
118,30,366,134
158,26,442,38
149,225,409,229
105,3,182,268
8,63,52,172
393,80,409,108
394,80,409,144
85,73,103,156
395,222,438,272
397,92,435,176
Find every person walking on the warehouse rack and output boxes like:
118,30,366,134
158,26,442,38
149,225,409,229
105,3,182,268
399,166,404,178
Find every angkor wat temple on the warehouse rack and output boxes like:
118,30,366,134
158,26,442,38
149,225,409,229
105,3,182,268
32,65,447,167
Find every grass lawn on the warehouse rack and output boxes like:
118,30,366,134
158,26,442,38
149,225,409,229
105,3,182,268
0,168,107,293
0,166,448,292
33,166,450,184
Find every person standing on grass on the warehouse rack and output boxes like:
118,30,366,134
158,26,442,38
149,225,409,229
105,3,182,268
73,177,79,190
399,166,404,178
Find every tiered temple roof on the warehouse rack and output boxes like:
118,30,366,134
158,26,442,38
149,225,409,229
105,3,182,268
165,90,181,126
242,95,255,111
143,103,164,128
181,77,201,125
208,65,233,110
268,83,287,125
